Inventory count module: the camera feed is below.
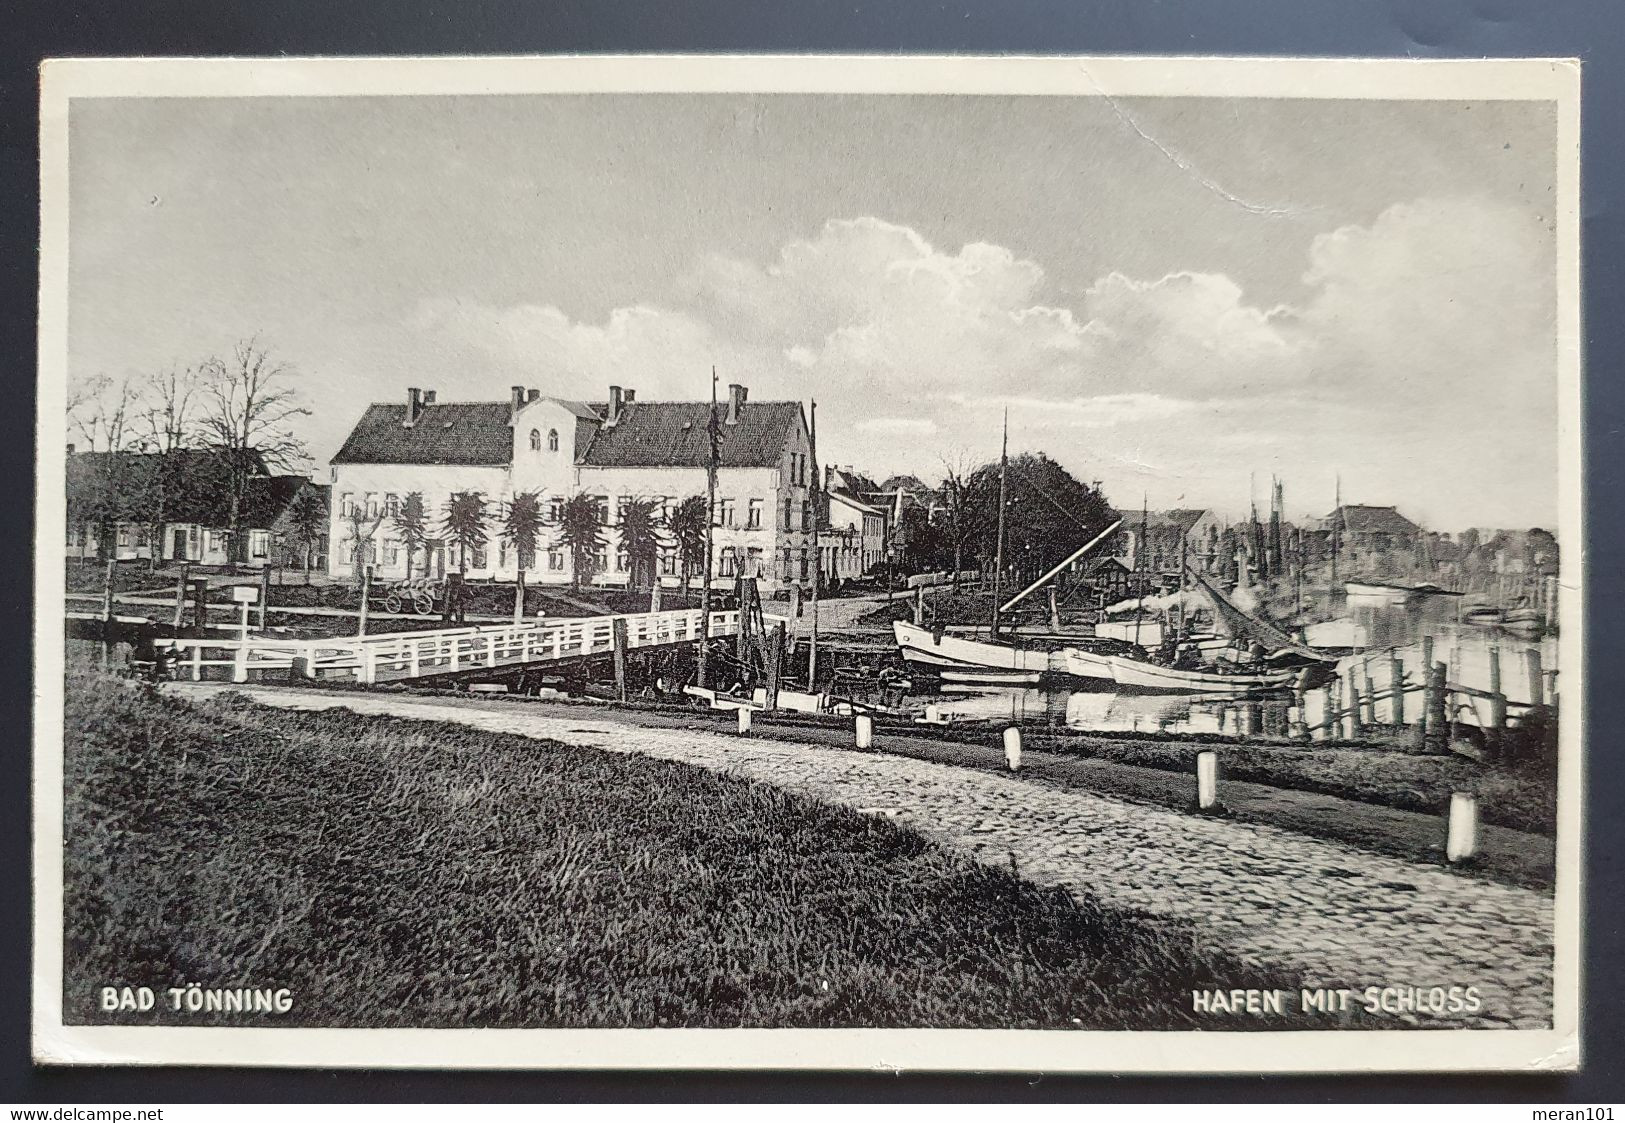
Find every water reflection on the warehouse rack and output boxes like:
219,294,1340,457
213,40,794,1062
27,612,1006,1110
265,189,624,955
927,685,1296,738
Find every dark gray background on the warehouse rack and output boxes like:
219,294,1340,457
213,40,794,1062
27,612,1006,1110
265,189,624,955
3,0,1619,1103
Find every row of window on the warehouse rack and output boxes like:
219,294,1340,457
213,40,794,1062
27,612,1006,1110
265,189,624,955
338,491,819,532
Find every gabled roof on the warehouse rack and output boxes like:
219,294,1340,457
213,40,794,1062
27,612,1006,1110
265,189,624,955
827,488,884,517
1329,504,1421,535
579,400,802,468
332,402,516,466
879,474,933,495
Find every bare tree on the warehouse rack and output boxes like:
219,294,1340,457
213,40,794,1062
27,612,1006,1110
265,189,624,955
133,363,203,569
939,449,989,591
66,374,144,563
196,339,310,566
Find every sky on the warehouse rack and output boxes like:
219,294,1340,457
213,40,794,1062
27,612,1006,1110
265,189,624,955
67,92,1561,530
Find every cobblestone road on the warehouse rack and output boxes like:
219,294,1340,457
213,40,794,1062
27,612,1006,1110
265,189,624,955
181,685,1556,1028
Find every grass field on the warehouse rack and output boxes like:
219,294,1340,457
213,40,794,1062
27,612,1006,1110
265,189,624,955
63,669,1320,1030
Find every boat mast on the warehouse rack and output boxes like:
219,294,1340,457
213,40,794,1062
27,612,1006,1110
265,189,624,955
1330,472,1341,595
990,407,1009,637
1133,494,1148,649
698,366,718,689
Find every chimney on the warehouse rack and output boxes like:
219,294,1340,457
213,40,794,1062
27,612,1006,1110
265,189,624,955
422,390,436,405
726,383,747,425
527,388,540,403
607,385,623,426
843,464,853,474
66,442,75,455
623,388,636,403
510,384,525,423
404,387,422,428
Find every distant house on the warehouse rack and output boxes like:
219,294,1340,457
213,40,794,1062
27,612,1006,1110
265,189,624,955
1083,556,1136,601
1323,504,1422,553
1112,508,1223,574
328,383,816,591
65,448,321,568
820,466,888,581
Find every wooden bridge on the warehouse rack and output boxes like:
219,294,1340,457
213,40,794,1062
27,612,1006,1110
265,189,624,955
153,608,768,686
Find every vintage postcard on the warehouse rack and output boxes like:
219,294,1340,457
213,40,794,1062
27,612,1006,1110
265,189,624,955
34,55,1582,1072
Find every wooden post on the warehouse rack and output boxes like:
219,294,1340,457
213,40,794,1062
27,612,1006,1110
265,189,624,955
1047,586,1061,632
172,563,190,630
854,713,873,749
101,556,116,624
765,621,785,710
258,564,271,632
1361,664,1377,726
1487,645,1505,750
1344,664,1363,739
1003,727,1022,771
1196,750,1219,811
1389,654,1406,727
358,566,372,637
1414,637,1435,750
1526,648,1545,707
912,585,924,626
612,617,629,702
1426,660,1449,753
1446,792,1479,863
737,705,752,736
442,572,454,624
514,571,526,625
191,579,208,632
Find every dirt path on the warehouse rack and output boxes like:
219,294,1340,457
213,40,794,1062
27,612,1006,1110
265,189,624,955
170,683,1556,1029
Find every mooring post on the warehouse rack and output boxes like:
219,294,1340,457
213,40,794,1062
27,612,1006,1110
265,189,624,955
1526,647,1545,708
1389,654,1405,727
854,713,873,749
612,616,629,702
766,621,785,710
912,585,924,626
1003,726,1022,771
1426,660,1449,753
1344,665,1363,739
1414,636,1435,750
1196,750,1219,811
737,705,752,736
1446,791,1479,863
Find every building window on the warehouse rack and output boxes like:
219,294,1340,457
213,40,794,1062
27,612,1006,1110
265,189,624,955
595,496,610,525
134,525,149,548
385,493,399,517
117,526,131,548
784,496,793,530
548,549,565,572
802,500,812,532
365,492,379,518
593,548,607,575
547,496,564,523
383,538,400,566
548,429,559,452
615,550,629,573
340,492,354,517
747,498,763,529
717,498,735,528
519,547,535,570
800,548,809,580
530,428,542,451
747,546,763,577
498,542,508,569
719,547,736,578
249,530,269,558
659,550,677,577
782,547,793,581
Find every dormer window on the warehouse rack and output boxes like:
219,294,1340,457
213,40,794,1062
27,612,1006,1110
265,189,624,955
548,428,559,452
529,428,541,451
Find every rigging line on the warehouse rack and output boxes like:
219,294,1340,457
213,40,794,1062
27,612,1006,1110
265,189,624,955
1001,459,1112,538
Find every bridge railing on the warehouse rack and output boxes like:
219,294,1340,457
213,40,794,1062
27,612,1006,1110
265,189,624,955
154,608,754,684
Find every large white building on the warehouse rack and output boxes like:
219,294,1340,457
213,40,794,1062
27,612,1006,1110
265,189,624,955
328,383,819,592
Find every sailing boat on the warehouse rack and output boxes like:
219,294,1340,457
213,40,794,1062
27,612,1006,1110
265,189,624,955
892,412,1120,685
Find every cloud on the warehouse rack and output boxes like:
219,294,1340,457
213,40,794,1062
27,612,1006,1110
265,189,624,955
409,197,1557,525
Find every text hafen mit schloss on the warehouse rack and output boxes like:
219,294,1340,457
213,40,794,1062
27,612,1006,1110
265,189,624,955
1195,985,1483,1016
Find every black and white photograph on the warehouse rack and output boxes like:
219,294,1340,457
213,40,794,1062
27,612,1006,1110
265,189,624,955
33,55,1582,1073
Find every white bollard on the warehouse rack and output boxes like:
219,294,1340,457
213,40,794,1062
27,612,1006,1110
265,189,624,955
855,714,873,749
1446,792,1479,863
1003,726,1022,771
1196,751,1219,811
737,706,752,736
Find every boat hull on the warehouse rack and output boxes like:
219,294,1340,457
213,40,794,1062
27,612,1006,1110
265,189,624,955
1106,655,1295,694
892,621,1050,683
1061,647,1116,684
